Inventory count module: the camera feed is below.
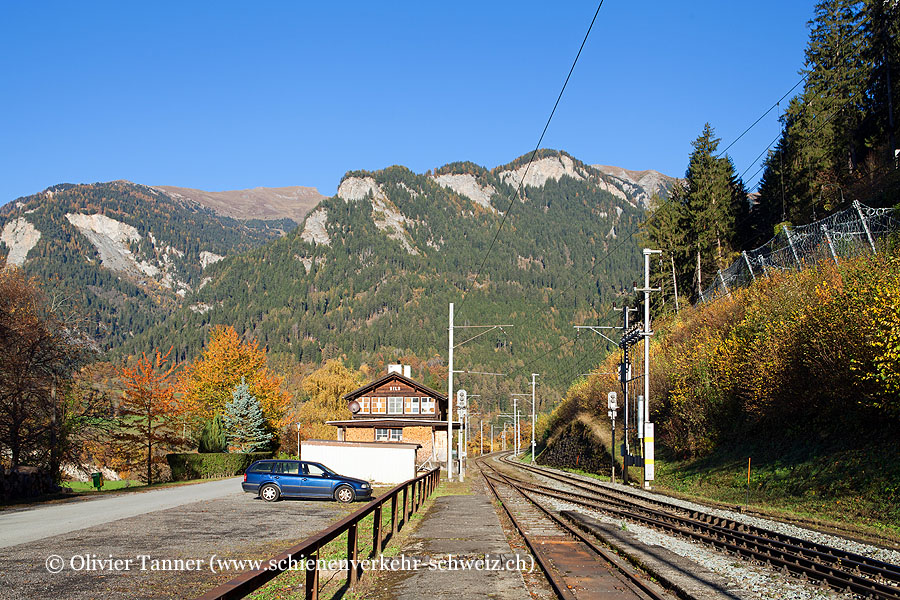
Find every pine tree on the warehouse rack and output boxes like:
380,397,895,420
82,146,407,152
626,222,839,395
198,413,227,453
861,0,900,170
223,378,273,453
755,0,885,226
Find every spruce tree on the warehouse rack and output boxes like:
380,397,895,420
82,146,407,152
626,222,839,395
640,191,689,311
223,378,274,453
680,123,745,298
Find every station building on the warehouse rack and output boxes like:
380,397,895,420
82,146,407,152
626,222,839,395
326,365,454,468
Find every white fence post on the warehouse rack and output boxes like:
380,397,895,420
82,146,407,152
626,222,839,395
853,200,877,255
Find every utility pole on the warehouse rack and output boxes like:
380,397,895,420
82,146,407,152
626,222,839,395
531,374,538,463
480,419,483,456
511,393,530,457
448,303,510,479
636,248,661,489
513,396,518,454
448,303,455,481
516,409,521,455
490,424,494,453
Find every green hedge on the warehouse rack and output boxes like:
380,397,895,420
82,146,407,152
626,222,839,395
166,452,273,481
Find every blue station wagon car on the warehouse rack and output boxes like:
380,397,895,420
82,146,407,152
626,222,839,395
242,459,372,503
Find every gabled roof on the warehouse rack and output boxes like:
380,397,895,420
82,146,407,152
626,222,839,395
342,372,448,403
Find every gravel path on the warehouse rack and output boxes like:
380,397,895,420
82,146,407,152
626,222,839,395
0,489,352,599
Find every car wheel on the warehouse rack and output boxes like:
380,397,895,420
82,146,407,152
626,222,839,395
260,484,280,502
335,485,355,504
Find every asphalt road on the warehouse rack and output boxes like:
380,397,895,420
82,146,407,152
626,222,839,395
0,478,241,549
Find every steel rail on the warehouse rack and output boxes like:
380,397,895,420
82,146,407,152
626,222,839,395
503,456,900,585
496,458,900,600
477,455,670,600
480,468,578,600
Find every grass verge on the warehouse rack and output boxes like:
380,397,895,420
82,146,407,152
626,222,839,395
653,439,900,544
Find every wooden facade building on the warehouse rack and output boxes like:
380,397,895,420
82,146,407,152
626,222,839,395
327,368,454,468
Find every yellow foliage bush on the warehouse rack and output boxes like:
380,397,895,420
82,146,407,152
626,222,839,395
295,359,366,441
544,249,900,460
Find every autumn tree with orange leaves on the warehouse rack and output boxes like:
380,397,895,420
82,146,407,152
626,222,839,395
176,326,290,433
114,349,181,484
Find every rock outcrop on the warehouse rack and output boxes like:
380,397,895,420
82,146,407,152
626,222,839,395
200,251,225,269
1,217,41,266
498,155,586,190
337,177,418,254
592,164,675,208
300,208,331,246
432,173,498,213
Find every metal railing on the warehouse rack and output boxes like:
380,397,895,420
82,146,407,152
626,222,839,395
196,468,441,600
699,201,899,303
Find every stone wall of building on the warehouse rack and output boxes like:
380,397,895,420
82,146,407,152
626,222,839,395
345,428,375,443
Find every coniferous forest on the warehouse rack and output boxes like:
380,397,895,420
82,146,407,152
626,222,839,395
641,0,899,307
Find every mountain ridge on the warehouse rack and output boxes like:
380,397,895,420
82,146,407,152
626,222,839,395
592,164,676,208
122,150,650,390
3,151,664,388
153,184,324,224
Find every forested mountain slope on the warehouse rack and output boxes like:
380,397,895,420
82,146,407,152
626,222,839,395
125,150,649,384
0,181,294,347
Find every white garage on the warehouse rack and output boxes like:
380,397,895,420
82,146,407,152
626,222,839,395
301,439,422,485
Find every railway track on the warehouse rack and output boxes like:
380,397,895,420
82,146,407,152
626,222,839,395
495,454,900,600
476,455,673,600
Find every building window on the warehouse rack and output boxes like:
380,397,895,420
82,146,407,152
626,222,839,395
372,397,386,414
359,397,370,413
388,396,403,414
375,428,402,441
421,397,435,414
405,397,419,414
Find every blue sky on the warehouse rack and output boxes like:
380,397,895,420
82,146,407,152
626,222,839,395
1,2,814,204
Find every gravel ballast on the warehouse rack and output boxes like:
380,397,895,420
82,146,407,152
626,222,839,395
502,459,900,600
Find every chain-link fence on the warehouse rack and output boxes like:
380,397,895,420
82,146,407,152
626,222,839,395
698,201,900,303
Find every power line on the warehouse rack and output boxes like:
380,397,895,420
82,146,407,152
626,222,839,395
736,16,870,189
542,74,831,311
482,4,867,393
717,76,807,158
457,1,605,318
